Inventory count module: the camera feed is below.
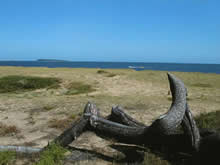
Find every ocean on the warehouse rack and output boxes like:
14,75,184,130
0,61,219,74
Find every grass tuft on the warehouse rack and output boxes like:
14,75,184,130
0,75,61,93
195,110,220,130
43,105,55,111
97,69,117,77
66,82,95,95
48,118,72,131
48,114,79,130
35,143,67,165
0,151,16,165
97,70,109,74
0,122,20,136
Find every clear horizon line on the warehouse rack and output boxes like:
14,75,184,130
0,59,220,65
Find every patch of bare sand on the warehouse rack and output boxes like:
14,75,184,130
0,98,63,148
0,110,56,148
91,74,166,97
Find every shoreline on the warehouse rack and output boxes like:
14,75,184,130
0,66,219,75
0,61,220,74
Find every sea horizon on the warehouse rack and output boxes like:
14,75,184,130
0,60,220,74
0,59,220,65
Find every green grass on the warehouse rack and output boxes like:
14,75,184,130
195,110,220,130
35,143,67,165
66,82,95,95
0,151,16,165
0,75,61,93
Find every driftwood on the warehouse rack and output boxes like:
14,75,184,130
1,73,220,164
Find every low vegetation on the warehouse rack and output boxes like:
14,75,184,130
48,118,72,131
195,110,220,130
0,75,60,93
35,143,67,165
43,105,55,111
66,82,95,95
0,151,16,165
97,70,109,74
143,151,171,165
0,122,20,136
48,114,79,130
97,69,117,77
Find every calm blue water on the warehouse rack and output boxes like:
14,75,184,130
0,61,219,74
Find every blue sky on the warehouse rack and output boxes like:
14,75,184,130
0,0,219,63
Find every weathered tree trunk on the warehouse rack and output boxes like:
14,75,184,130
53,102,95,147
107,106,146,128
181,103,200,151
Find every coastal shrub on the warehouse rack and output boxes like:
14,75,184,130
66,82,95,95
0,75,61,93
35,143,67,165
195,110,220,130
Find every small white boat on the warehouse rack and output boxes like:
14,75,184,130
128,66,144,69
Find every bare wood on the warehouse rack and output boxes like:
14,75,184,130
54,102,98,147
148,73,187,135
108,106,146,128
181,103,200,151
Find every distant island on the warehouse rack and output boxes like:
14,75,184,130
37,59,69,62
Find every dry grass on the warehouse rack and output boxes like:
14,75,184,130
43,105,55,111
65,82,96,95
0,122,20,136
97,69,117,77
48,114,80,131
48,118,72,131
143,151,171,165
